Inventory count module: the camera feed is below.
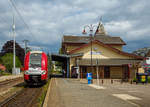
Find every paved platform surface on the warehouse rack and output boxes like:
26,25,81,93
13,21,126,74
0,74,23,82
46,78,150,107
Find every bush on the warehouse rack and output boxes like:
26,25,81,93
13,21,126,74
0,70,11,76
1,53,22,73
0,70,4,75
133,77,137,82
148,77,150,83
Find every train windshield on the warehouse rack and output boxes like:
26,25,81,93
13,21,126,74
30,53,42,67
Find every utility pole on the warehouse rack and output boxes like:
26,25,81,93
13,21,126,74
23,40,29,55
12,14,16,74
77,59,80,79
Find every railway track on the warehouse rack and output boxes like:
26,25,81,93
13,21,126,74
0,77,23,86
0,86,42,107
0,77,24,103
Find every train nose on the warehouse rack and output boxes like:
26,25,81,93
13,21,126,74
24,74,29,80
30,75,41,82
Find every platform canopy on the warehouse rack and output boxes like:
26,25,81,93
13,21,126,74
51,53,83,62
51,53,83,78
51,53,69,62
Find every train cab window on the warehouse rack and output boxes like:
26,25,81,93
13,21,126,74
30,53,42,67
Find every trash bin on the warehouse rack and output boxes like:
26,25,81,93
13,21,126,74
136,73,148,83
87,73,92,84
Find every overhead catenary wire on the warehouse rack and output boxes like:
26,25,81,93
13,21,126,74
0,0,50,52
8,0,35,39
7,0,48,52
0,15,13,41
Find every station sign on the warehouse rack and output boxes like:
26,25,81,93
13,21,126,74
89,51,101,55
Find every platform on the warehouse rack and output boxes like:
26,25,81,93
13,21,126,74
0,74,23,82
43,78,150,107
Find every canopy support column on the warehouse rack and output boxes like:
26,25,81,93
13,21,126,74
67,58,70,78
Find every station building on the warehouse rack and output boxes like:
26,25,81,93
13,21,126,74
53,21,143,80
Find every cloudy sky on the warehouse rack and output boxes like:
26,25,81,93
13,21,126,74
0,0,150,53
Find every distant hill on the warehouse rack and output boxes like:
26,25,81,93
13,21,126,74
132,47,150,57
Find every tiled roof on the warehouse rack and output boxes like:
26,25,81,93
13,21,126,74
63,35,126,45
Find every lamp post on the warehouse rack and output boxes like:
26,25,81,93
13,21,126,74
82,24,97,74
77,59,80,79
12,14,16,74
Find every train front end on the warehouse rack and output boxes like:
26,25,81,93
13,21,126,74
24,51,48,85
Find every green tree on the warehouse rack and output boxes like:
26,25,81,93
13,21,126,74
59,48,63,54
47,54,53,72
55,48,63,70
0,57,2,63
1,40,25,65
1,53,22,73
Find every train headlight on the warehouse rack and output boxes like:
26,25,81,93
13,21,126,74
41,70,46,75
24,70,29,75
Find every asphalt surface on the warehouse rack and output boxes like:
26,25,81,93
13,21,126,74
101,83,150,107
47,78,150,107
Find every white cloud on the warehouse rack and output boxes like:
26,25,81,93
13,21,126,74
126,28,150,41
105,21,132,33
128,1,146,13
74,0,120,9
0,0,150,52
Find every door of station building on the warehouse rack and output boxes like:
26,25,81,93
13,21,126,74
80,66,87,78
104,66,110,78
122,65,129,79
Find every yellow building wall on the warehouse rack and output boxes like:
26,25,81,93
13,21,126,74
138,68,145,73
111,45,122,51
72,43,133,59
69,43,139,79
110,67,123,79
130,67,137,79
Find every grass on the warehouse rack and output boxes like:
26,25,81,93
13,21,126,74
51,70,62,75
148,76,150,83
37,80,50,107
0,71,11,76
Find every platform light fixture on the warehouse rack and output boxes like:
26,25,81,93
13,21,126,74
82,24,97,74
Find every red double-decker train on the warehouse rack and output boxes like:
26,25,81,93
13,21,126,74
24,51,48,85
